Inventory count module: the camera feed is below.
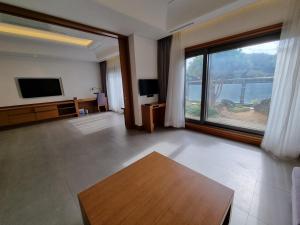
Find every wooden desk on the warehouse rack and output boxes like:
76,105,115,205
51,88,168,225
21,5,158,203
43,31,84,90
78,152,234,225
141,102,165,132
77,98,98,113
78,98,107,113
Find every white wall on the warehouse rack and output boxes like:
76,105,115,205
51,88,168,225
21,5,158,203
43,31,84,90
0,54,101,107
129,34,157,126
181,0,288,48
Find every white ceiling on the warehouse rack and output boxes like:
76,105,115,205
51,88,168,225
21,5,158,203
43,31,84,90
0,13,119,62
92,0,255,32
168,0,246,31
0,0,258,39
92,0,170,30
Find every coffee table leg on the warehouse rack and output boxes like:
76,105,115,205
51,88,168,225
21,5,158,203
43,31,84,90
79,200,91,225
222,205,232,225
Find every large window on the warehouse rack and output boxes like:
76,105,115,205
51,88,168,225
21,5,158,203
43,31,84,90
185,32,280,134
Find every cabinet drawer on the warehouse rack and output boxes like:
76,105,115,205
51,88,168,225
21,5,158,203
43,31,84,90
8,113,36,125
8,108,34,116
36,110,59,121
0,111,9,126
35,105,57,112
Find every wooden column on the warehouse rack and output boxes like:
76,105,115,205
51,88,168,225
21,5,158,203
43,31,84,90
118,37,135,129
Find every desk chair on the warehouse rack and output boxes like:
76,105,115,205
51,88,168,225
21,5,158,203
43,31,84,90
96,93,108,112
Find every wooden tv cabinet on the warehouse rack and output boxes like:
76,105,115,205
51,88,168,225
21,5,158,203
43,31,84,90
0,99,79,128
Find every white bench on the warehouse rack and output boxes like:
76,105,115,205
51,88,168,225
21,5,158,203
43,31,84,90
292,167,300,225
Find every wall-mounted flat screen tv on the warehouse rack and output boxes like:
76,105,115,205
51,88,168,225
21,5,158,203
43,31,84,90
139,79,159,96
17,78,63,98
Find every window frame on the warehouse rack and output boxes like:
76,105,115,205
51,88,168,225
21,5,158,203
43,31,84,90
184,25,282,136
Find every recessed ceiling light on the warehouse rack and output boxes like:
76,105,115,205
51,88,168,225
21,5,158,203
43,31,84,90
0,22,93,47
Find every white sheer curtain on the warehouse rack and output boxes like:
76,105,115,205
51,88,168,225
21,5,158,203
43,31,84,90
165,32,185,128
106,57,124,113
262,0,300,159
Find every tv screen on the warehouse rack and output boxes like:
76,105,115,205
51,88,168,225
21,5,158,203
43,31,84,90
17,78,63,98
139,79,159,96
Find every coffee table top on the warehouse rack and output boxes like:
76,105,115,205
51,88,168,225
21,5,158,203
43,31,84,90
78,152,234,225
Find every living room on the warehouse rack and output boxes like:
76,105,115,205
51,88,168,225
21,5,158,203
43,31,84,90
0,1,300,225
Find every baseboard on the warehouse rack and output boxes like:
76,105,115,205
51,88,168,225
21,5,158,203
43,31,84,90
185,122,262,146
134,125,144,130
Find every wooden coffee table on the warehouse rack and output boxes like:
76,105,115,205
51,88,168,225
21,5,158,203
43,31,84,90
78,152,234,225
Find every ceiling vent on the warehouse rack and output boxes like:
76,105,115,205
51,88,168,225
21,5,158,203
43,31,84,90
169,22,194,33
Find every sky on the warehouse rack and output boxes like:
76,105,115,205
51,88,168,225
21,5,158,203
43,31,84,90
241,40,279,55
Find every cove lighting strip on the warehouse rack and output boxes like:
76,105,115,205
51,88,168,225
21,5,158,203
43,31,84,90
0,22,93,47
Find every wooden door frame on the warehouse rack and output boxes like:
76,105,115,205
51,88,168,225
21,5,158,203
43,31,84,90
0,2,135,128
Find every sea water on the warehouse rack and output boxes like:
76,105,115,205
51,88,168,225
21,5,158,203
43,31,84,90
187,83,273,104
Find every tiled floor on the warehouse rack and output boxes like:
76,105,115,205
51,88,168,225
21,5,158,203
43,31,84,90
0,112,298,225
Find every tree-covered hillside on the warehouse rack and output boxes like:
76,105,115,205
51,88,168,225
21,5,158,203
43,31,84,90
186,49,277,80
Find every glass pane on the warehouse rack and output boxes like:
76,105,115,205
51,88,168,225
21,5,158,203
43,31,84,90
206,40,279,131
185,55,203,120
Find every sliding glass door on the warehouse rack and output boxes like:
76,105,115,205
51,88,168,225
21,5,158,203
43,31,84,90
185,55,203,120
185,34,280,134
